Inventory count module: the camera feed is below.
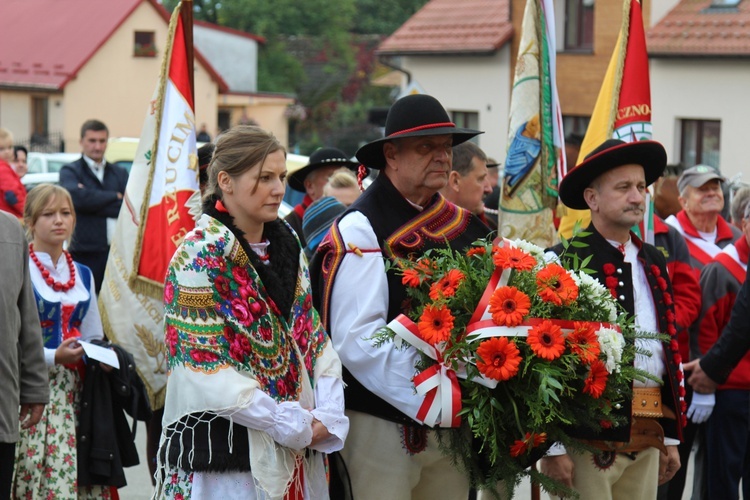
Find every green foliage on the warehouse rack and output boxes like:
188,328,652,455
352,0,429,34
161,0,427,150
256,40,306,94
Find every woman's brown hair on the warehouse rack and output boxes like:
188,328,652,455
204,125,286,200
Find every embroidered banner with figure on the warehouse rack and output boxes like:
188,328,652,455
499,0,565,248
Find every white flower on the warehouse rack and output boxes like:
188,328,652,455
511,239,545,259
569,269,581,286
576,271,605,294
596,326,625,373
604,302,617,323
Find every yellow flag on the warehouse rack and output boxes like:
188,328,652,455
558,0,653,238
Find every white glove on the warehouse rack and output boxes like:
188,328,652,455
686,392,715,424
263,401,314,450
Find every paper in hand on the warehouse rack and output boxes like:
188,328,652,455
79,341,120,369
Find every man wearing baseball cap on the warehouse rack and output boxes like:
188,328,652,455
543,139,684,499
663,165,741,498
666,165,739,274
311,94,489,499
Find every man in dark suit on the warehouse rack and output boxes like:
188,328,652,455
59,119,128,293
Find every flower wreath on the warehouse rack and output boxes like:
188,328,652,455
373,237,656,494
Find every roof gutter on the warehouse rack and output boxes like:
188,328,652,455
378,55,411,85
0,83,61,92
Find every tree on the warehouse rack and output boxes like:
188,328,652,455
353,0,428,35
160,0,428,152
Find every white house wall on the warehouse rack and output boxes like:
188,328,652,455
0,91,31,139
401,47,512,161
650,58,750,180
0,91,65,145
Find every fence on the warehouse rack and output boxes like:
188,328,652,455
15,131,65,153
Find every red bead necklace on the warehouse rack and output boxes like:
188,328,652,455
29,244,76,292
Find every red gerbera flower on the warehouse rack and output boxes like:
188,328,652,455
488,286,531,327
418,304,455,345
476,337,521,381
467,246,487,257
536,263,579,306
566,322,601,364
509,438,528,457
493,246,537,271
583,359,609,398
402,268,421,288
531,432,548,447
429,269,466,300
527,320,566,360
509,432,547,457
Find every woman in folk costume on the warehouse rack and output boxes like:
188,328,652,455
156,126,348,499
13,183,114,499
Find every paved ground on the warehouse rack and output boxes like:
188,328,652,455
118,420,698,499
118,421,152,500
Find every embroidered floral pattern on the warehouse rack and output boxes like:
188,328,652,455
164,217,327,402
13,366,111,499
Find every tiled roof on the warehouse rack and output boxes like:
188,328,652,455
0,0,143,89
648,0,750,57
378,0,513,55
0,0,228,91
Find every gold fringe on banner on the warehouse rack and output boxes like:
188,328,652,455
127,2,183,300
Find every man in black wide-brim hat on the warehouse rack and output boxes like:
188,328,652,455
310,94,491,499
544,139,685,499
284,147,360,247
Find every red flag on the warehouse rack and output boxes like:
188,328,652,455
100,1,199,408
558,0,653,238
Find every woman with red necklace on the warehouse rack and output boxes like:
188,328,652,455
12,184,113,499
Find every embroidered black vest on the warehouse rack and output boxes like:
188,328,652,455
550,224,684,442
312,173,491,425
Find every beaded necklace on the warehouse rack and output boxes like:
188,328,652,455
29,244,76,292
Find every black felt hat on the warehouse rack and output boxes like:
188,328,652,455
288,147,360,192
355,94,483,170
559,139,667,210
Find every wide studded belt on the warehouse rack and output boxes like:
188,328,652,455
632,387,664,418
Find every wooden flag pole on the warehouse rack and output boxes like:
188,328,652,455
180,0,195,106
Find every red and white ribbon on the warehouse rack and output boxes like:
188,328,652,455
387,314,462,428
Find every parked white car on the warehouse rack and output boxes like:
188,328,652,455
22,152,80,190
23,150,301,219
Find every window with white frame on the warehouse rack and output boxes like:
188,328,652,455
451,111,480,144
680,119,721,169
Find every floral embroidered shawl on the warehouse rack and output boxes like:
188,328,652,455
159,213,341,497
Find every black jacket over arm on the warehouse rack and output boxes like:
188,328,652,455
77,342,152,487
